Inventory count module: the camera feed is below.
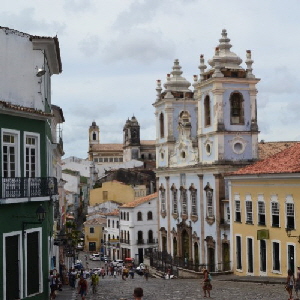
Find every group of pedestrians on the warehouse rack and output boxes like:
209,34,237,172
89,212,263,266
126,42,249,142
285,266,300,300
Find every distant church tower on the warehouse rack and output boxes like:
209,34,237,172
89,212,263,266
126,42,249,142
88,121,100,160
123,116,141,162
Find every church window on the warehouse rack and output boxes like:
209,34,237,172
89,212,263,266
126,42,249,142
204,95,211,126
172,188,178,214
160,189,166,213
137,211,142,221
92,132,96,140
191,188,197,216
181,188,188,215
230,92,244,124
181,151,186,159
159,113,164,138
286,195,295,230
204,183,214,218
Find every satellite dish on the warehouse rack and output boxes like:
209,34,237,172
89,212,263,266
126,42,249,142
36,69,46,77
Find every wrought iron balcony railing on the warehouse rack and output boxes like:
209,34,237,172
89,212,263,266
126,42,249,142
0,177,58,199
147,238,158,244
137,239,144,245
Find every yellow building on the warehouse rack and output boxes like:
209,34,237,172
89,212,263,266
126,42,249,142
90,180,143,206
83,217,106,252
227,143,300,277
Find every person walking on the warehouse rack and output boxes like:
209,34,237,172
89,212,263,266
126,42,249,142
133,287,143,300
91,272,99,294
202,268,212,298
100,267,106,279
78,275,88,300
144,267,149,281
295,266,300,300
49,270,57,300
286,269,295,300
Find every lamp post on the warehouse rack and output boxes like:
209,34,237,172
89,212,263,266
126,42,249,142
22,204,46,235
285,227,300,243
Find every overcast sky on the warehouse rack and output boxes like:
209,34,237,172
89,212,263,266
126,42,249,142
2,0,300,158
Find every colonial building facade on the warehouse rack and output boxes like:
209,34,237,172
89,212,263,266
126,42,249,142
154,29,260,271
227,143,300,277
0,27,62,299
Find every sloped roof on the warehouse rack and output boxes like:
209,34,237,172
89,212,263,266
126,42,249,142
103,209,120,216
258,141,300,160
140,140,155,145
232,143,300,175
84,217,107,226
90,144,123,151
121,192,158,208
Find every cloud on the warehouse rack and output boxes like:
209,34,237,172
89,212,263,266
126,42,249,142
63,0,94,13
112,0,163,32
78,35,101,57
102,29,175,63
0,8,66,36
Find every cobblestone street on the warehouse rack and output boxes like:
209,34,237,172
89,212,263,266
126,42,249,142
56,273,288,300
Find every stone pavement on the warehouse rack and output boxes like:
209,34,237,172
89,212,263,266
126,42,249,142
55,273,290,300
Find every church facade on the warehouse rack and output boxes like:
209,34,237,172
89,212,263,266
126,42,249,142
153,29,260,271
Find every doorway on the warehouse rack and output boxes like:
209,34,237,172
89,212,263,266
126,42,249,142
260,240,266,272
288,245,295,274
222,243,230,271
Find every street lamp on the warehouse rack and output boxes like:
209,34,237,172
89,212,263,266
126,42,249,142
285,227,300,243
22,204,46,235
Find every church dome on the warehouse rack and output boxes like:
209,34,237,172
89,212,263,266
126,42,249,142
163,59,191,92
208,29,243,70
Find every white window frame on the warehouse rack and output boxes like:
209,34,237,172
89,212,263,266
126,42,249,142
191,189,197,216
257,199,266,225
245,195,253,224
270,195,280,227
246,236,254,275
258,239,267,276
24,227,43,297
272,240,281,274
235,234,243,272
285,195,295,230
24,132,40,178
1,129,21,177
3,231,23,300
235,193,241,222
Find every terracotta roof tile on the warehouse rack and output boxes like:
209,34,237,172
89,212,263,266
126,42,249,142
232,143,300,175
90,144,123,151
258,141,299,160
103,209,120,216
140,140,155,145
84,217,107,225
121,192,158,208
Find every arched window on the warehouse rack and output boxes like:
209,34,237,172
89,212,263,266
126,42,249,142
108,234,111,240
159,113,164,138
137,211,142,221
148,153,152,159
204,95,211,126
147,211,153,220
230,92,244,124
92,132,96,140
148,230,153,243
137,231,143,244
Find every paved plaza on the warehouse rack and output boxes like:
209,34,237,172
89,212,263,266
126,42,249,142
56,272,289,300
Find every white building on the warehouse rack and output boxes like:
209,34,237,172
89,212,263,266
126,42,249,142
154,29,260,272
103,210,120,260
119,193,158,264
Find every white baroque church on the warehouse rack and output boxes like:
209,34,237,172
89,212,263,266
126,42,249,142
153,29,260,271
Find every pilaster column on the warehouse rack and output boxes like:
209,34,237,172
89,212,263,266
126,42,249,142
165,176,171,253
212,84,225,131
213,173,222,266
197,174,205,264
